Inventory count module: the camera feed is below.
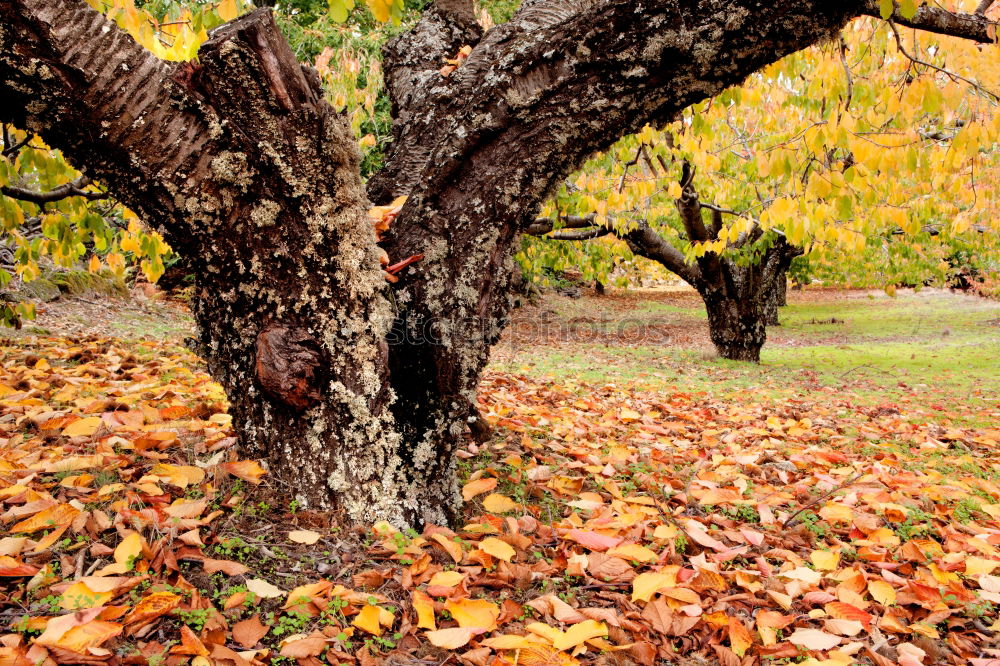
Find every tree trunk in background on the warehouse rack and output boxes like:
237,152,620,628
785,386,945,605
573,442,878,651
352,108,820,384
776,269,789,307
8,0,987,525
696,241,799,360
764,265,788,326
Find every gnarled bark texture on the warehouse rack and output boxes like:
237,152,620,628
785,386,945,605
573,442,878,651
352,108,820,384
1,0,993,526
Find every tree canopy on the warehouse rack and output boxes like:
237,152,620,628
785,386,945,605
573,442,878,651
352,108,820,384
523,3,1000,295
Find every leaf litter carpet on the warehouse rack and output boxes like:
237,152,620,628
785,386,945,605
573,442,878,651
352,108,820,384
0,335,999,665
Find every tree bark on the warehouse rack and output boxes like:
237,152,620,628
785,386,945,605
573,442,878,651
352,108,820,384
764,263,789,326
704,290,768,363
1,0,993,526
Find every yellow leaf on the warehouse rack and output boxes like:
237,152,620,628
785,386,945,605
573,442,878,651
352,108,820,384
218,0,238,22
966,557,1000,576
412,590,436,631
148,463,205,488
63,416,102,437
462,477,497,501
618,408,641,422
87,255,101,273
607,543,658,564
631,570,676,602
96,532,143,576
479,537,515,562
364,0,391,22
482,493,519,513
810,550,840,571
444,598,499,631
428,570,464,588
61,581,115,610
425,626,480,649
352,605,382,636
729,616,754,657
552,620,607,651
868,580,896,606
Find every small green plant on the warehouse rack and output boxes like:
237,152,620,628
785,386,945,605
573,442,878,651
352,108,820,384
893,508,935,541
271,611,312,638
173,608,213,631
954,497,983,524
213,537,254,562
799,511,827,539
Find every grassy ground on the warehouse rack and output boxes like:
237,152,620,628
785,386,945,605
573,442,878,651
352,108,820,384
491,287,1000,427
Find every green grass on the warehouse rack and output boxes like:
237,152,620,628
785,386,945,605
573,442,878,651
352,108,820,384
490,288,1000,426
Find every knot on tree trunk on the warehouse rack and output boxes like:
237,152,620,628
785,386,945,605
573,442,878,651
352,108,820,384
254,322,325,410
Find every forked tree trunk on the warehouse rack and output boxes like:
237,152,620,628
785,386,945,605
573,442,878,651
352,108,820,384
4,0,987,525
697,242,798,361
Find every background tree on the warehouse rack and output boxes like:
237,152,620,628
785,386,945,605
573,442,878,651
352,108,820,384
522,3,1000,361
1,0,996,527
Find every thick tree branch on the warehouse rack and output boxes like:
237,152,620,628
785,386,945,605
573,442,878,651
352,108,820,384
548,228,611,241
620,221,703,289
1,176,107,204
525,214,598,236
861,1,997,43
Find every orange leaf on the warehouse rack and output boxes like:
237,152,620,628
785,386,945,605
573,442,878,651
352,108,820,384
125,591,182,629
218,461,267,485
352,605,382,636
171,625,210,656
728,616,754,657
462,477,497,501
430,533,464,563
825,601,872,630
412,590,436,631
479,537,515,562
482,493,519,513
444,598,500,631
10,504,80,534
36,607,123,653
62,416,103,437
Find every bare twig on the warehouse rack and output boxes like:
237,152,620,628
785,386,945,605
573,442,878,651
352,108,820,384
781,471,864,528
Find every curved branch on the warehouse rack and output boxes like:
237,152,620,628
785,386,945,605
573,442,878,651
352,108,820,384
861,1,997,43
1,176,108,204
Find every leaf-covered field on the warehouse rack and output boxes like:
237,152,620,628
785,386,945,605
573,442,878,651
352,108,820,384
0,290,999,665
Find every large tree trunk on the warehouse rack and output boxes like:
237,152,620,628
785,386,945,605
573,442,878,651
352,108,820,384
2,0,991,525
704,289,768,363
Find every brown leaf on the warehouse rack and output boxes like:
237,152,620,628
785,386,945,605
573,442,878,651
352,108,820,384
232,615,269,649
